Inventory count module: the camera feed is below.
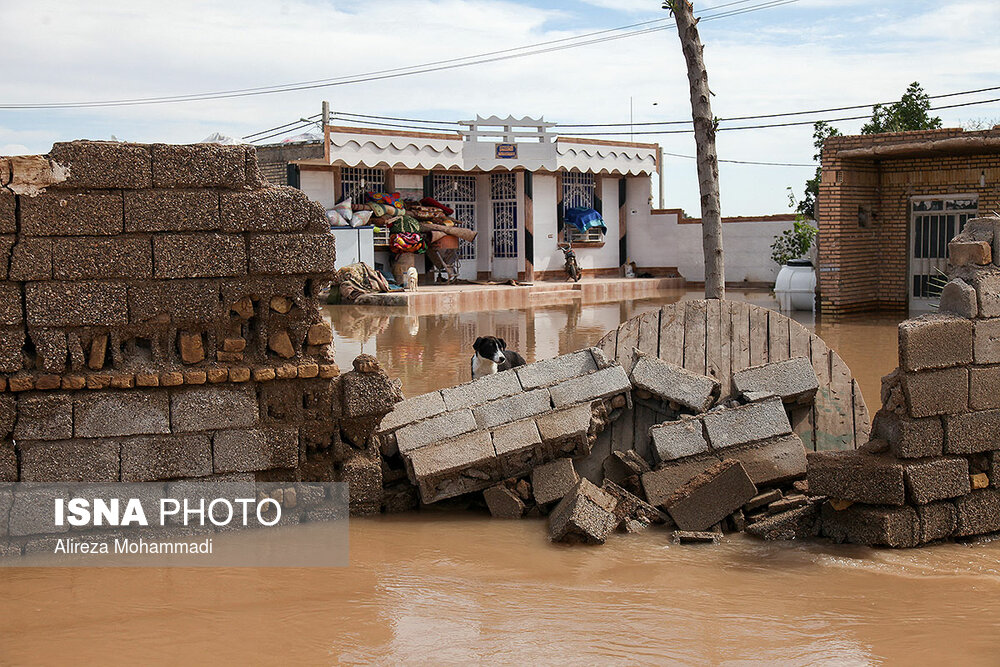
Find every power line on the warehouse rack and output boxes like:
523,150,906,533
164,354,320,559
243,114,321,139
0,0,796,110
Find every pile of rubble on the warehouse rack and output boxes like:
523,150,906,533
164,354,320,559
805,216,1000,547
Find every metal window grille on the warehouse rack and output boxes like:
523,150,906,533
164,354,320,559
910,196,977,301
433,174,477,260
490,173,517,259
562,172,602,243
340,167,385,202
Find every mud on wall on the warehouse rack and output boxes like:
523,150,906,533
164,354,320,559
0,141,401,515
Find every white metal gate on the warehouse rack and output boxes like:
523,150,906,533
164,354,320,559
490,173,518,279
433,174,477,266
909,195,978,310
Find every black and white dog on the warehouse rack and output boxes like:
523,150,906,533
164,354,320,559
471,336,526,379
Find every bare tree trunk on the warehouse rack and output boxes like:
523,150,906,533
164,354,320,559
671,1,724,299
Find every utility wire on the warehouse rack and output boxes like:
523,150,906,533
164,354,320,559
243,113,321,139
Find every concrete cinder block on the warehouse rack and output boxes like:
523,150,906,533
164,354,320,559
49,140,153,189
974,273,1000,318
515,349,599,390
491,418,545,478
0,192,16,234
732,357,819,404
124,189,221,232
662,459,758,532
20,192,124,236
970,367,1000,411
26,281,128,326
949,240,992,266
407,430,497,503
378,391,447,433
954,489,1000,537
973,319,1000,364
916,501,956,544
702,396,791,449
601,479,668,528
128,279,221,324
871,411,944,459
715,433,807,487
395,410,477,455
548,365,631,408
221,187,328,233
0,329,25,373
745,504,820,540
820,503,919,548
0,235,14,279
14,394,73,440
52,237,153,280
75,390,171,438
441,371,523,411
213,427,299,473
483,484,526,519
248,234,336,275
903,367,969,418
120,434,213,482
170,385,259,433
531,457,580,505
649,417,709,464
641,455,719,507
939,278,978,318
0,283,22,326
19,439,120,482
152,143,246,188
898,314,973,371
944,409,1000,454
548,478,618,544
807,449,906,505
630,354,719,412
9,238,53,281
342,454,383,515
341,370,402,418
153,233,247,278
903,456,969,505
473,388,551,430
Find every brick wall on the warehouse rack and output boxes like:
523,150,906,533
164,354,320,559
254,141,324,186
818,128,1000,314
0,141,401,515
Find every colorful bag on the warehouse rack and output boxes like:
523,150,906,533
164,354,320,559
390,232,425,254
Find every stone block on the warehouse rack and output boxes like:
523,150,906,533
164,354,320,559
248,234,336,275
396,410,477,455
715,434,807,487
649,417,709,464
899,314,973,371
120,434,213,482
49,140,153,189
407,430,498,503
536,403,595,458
732,357,819,404
483,484,526,519
531,458,580,505
473,388,551,430
124,189,221,232
441,371,523,411
939,278,978,318
548,478,618,544
548,365,631,408
949,240,991,266
515,349,599,390
342,455,383,515
916,501,956,543
903,456,969,504
0,329,24,373
807,450,906,505
820,503,919,547
0,284,22,326
52,237,153,280
170,384,259,432
745,504,820,540
153,233,247,278
662,459,757,532
630,354,719,412
970,367,1000,411
954,489,1000,537
213,427,299,473
872,411,944,459
341,370,402,418
14,394,73,440
491,418,545,478
641,455,719,507
152,143,246,188
128,279,220,324
601,479,667,528
0,192,15,233
26,281,128,326
20,192,123,236
75,390,171,438
702,396,791,449
944,409,1000,454
19,439,120,482
671,530,720,544
974,318,1000,364
903,367,968,418
378,391,447,433
221,187,328,233
975,273,1000,318
9,238,52,281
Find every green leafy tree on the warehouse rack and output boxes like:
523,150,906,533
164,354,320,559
861,82,942,134
773,189,818,265
797,121,840,219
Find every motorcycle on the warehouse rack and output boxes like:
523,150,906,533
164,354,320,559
557,243,581,282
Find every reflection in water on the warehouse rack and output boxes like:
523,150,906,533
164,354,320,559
6,291,971,666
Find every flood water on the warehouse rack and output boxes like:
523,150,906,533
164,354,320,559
5,289,1000,666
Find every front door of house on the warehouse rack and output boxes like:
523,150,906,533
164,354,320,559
489,173,518,281
433,174,478,281
908,195,978,311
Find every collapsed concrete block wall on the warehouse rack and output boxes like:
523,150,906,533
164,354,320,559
808,216,1000,546
0,142,401,518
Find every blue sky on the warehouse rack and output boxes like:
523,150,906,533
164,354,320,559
2,0,998,215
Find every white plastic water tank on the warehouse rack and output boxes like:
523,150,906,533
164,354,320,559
774,259,816,311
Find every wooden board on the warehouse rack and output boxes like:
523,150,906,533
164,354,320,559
730,301,751,376
658,305,684,366
852,379,871,445
636,309,660,358
615,315,641,373
748,305,769,367
683,300,707,375
767,309,791,363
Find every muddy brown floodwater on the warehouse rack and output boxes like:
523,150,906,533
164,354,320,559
4,289,1000,666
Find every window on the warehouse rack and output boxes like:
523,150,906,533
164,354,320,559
433,174,478,261
561,172,602,243
909,195,978,306
340,167,385,202
490,173,518,259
